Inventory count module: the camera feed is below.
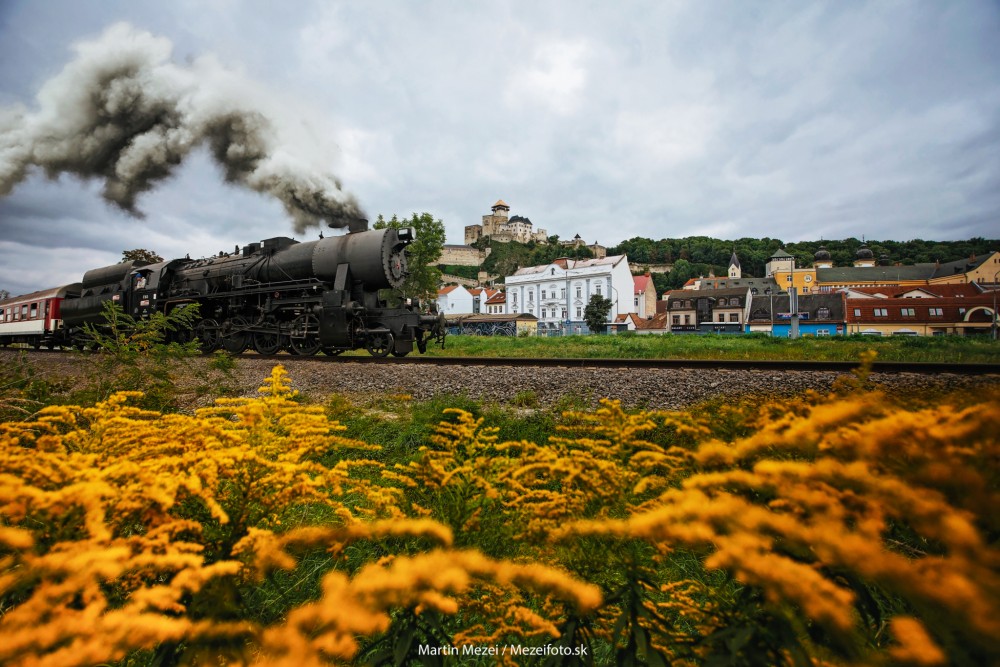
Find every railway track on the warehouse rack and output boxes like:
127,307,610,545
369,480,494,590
238,354,1000,375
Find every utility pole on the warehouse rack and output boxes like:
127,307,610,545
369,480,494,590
789,287,800,339
993,270,999,341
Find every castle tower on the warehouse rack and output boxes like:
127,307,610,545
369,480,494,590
482,199,510,236
491,200,510,219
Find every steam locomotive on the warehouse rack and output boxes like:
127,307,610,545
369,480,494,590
0,223,446,357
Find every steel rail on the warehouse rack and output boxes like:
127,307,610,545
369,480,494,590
262,354,1000,375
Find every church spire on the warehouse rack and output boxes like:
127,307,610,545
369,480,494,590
728,248,742,279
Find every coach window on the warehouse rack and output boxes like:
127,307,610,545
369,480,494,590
30,303,38,319
21,305,28,320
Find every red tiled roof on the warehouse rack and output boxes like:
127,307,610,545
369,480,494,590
633,274,652,294
848,284,982,298
636,312,669,330
438,285,460,295
846,295,995,324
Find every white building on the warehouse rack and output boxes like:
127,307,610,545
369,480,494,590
503,255,633,332
436,285,474,314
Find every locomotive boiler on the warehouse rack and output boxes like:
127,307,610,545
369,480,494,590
40,224,447,357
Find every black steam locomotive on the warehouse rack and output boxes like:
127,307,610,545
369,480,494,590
0,224,446,357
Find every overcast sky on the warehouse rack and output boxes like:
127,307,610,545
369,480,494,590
1,0,998,296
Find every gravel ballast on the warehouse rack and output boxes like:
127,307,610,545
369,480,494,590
6,350,997,411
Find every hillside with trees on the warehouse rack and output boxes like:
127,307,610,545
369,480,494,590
440,235,999,293
612,236,1000,291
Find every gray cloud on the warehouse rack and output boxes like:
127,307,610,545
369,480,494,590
0,0,998,297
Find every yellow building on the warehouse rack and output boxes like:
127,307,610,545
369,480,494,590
766,246,1000,293
765,249,818,293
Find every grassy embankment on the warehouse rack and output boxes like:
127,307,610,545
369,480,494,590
419,332,1000,363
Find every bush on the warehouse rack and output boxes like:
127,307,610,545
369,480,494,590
1,364,997,665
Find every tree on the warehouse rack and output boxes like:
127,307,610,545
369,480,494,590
0,289,10,301
373,213,445,305
584,294,613,334
122,249,164,264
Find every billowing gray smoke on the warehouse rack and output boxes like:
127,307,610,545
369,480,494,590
0,23,364,232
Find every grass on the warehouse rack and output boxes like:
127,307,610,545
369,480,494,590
414,332,1000,363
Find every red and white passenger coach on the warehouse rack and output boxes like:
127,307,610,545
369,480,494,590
0,284,82,349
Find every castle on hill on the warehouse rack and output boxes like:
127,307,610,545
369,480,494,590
464,200,606,258
465,200,548,245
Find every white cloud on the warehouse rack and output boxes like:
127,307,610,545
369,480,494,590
504,39,589,116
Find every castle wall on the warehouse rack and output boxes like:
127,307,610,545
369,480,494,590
439,245,491,266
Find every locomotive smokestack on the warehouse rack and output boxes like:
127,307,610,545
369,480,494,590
0,22,365,233
348,218,369,233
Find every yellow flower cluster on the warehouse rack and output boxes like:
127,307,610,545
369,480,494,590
2,362,997,665
557,388,1000,663
0,365,602,666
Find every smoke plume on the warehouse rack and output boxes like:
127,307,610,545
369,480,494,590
0,23,364,232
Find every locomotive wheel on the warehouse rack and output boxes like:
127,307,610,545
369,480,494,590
289,314,321,356
366,332,393,358
222,316,250,354
196,319,222,353
417,338,428,354
390,348,409,358
253,330,285,355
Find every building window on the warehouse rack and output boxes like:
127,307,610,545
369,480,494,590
595,284,602,295
854,308,861,317
729,313,739,322
929,308,943,316
541,290,546,299
817,307,830,319
560,288,566,299
901,308,915,317
816,329,830,336
576,307,582,318
874,308,888,317
672,315,680,325
634,297,639,308
576,287,582,298
561,309,567,320
684,315,691,325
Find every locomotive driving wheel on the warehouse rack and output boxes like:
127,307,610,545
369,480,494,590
222,316,250,354
288,314,321,356
196,319,222,353
366,331,393,358
253,329,285,356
